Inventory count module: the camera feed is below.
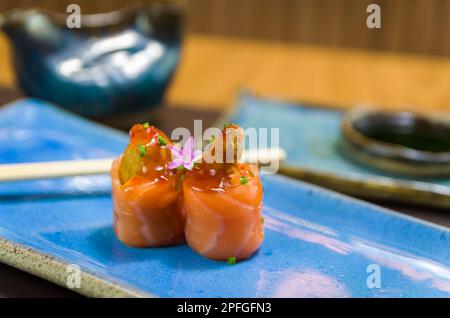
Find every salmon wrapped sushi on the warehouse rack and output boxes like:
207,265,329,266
111,124,184,247
182,124,264,261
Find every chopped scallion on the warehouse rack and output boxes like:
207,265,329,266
240,176,248,185
157,135,167,146
138,144,147,157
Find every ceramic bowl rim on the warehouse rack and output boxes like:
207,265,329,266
340,106,450,177
0,1,185,30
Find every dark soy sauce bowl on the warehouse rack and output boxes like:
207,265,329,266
340,107,450,177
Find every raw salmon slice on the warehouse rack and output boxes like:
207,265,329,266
111,157,185,247
183,164,263,261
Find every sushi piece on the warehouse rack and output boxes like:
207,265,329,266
110,123,185,247
182,124,264,261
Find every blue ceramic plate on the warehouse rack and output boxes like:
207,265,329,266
0,99,449,297
227,93,450,209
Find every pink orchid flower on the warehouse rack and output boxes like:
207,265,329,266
168,137,202,170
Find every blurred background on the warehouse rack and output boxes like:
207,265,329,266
0,0,450,115
2,0,450,54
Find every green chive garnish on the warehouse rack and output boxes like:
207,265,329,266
177,166,184,171
223,122,231,129
142,122,150,128
157,135,167,146
239,176,248,185
227,257,237,265
261,216,265,224
138,144,147,157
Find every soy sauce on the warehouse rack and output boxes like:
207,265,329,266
363,129,450,152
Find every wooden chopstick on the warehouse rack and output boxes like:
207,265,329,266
0,148,286,182
0,158,114,182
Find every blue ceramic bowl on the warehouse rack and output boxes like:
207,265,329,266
0,2,184,118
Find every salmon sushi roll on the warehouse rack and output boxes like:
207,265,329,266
111,124,185,247
182,124,264,261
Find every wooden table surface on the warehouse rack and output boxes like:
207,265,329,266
167,35,450,114
1,33,450,114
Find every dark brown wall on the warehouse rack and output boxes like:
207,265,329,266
1,0,449,56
